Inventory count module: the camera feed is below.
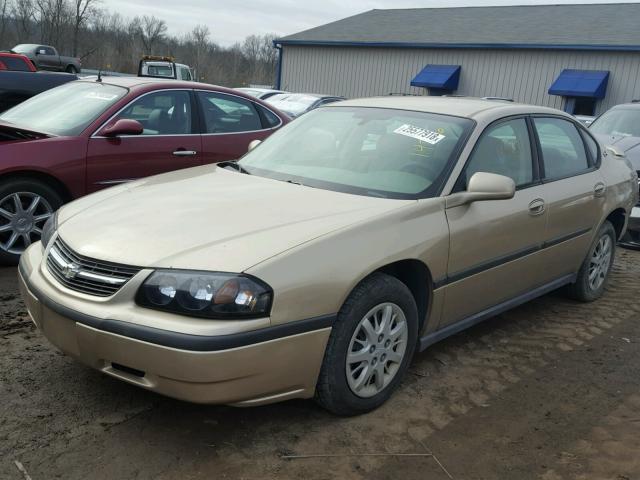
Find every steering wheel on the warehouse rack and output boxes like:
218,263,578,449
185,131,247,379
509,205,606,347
400,160,442,182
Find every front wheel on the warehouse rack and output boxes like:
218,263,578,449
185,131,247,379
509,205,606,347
566,220,616,302
315,273,418,416
0,180,62,265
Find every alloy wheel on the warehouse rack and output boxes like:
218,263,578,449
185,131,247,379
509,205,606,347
345,302,409,398
588,234,613,291
0,192,53,255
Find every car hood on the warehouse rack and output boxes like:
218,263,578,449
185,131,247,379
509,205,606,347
593,133,640,170
57,165,411,272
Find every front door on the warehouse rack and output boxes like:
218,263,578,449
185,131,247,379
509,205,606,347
86,89,202,193
442,117,548,326
195,90,278,164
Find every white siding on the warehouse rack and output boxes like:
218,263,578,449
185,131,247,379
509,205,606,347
281,46,640,114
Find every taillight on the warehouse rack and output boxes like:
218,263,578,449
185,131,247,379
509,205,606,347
0,61,6,70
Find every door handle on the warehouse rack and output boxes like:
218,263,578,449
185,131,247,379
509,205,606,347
594,182,606,197
173,150,197,157
528,198,546,216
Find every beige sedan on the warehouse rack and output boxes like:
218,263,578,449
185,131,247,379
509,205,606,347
18,97,637,415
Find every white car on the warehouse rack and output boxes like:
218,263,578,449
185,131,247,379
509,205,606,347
235,88,286,100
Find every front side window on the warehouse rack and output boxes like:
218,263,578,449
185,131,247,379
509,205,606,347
0,82,127,136
178,67,191,81
197,92,262,133
115,90,192,135
534,117,589,180
460,118,533,188
239,106,473,199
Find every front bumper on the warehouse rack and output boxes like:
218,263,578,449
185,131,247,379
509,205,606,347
18,244,332,406
620,206,640,248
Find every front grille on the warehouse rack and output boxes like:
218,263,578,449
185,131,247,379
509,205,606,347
46,237,141,297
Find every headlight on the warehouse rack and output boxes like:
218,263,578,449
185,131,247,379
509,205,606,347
41,211,58,248
136,270,273,319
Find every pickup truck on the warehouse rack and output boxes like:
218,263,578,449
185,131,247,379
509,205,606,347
0,70,77,112
11,44,82,73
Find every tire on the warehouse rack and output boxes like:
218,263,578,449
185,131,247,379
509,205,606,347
0,179,63,266
315,272,419,416
566,220,616,302
66,65,77,74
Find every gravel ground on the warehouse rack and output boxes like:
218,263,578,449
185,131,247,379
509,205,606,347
1,249,639,480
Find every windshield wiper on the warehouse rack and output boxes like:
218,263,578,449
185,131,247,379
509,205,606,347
217,160,251,175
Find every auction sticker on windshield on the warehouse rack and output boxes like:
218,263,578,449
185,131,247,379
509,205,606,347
394,124,446,144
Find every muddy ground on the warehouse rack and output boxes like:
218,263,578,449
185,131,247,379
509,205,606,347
1,249,639,480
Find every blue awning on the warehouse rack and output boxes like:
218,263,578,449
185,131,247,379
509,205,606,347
411,64,461,90
548,69,610,98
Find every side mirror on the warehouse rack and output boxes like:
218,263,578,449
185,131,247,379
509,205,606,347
102,119,144,137
446,172,515,208
248,139,262,152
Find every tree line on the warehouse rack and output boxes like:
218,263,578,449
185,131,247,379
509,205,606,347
0,0,279,87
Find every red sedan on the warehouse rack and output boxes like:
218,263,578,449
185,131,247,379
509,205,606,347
0,77,289,264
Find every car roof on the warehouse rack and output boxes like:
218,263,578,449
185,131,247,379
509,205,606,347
329,96,569,120
77,76,208,89
609,102,640,109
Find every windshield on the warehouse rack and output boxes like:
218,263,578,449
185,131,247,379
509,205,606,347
267,94,320,116
12,44,31,53
239,106,473,199
590,108,640,137
0,82,127,136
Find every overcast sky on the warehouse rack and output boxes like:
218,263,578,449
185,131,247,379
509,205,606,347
104,0,639,45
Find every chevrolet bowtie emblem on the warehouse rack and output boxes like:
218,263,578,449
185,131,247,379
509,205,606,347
61,263,81,280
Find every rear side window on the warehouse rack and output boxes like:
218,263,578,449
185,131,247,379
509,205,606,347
533,118,590,180
197,91,262,133
0,57,32,71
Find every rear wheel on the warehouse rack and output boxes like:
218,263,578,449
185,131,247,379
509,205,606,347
66,65,77,74
566,221,616,302
315,273,418,416
0,179,62,265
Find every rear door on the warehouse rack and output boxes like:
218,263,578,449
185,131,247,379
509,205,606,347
442,117,549,325
530,116,606,279
196,90,281,164
86,89,202,193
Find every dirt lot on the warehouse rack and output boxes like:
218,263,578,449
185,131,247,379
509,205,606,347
1,249,639,480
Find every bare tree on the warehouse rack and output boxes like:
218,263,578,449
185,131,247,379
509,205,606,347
0,0,10,47
71,0,98,56
12,0,35,39
137,15,167,54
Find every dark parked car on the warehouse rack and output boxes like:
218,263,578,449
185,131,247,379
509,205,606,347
590,103,640,247
0,77,288,264
0,70,77,113
266,93,345,118
0,52,36,72
11,44,82,73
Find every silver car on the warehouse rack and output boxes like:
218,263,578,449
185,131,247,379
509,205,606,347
590,103,640,247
